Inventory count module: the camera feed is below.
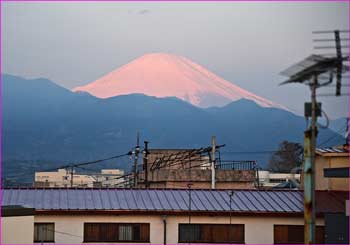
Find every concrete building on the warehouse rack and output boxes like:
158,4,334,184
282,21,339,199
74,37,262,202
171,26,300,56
258,171,301,189
314,146,349,191
136,149,257,189
35,168,124,188
2,188,348,244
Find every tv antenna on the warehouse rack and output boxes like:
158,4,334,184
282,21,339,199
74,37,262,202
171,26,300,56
280,29,349,244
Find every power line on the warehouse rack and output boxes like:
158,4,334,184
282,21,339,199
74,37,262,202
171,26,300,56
313,38,350,42
75,166,99,173
47,228,82,238
317,93,350,97
319,84,350,87
312,30,350,34
221,150,299,154
72,152,132,168
317,125,347,147
3,151,132,180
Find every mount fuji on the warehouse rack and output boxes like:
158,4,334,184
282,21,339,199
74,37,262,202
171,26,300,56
73,53,284,109
2,74,344,182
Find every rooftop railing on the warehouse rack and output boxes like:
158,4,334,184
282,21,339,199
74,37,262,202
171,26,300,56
216,161,257,170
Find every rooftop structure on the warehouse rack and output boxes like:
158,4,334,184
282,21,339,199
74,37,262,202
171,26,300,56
258,170,301,189
136,148,258,189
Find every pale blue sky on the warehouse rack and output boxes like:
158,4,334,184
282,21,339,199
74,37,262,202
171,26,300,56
2,2,349,119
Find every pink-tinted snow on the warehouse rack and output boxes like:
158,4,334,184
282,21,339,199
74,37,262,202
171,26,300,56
73,53,284,109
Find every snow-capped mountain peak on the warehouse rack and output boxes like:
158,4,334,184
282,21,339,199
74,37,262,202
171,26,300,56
73,53,283,109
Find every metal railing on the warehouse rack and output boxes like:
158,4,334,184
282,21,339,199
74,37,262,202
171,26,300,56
216,160,256,170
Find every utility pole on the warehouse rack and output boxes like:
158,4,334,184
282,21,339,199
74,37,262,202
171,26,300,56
345,117,349,146
228,190,234,243
70,166,74,188
187,183,193,225
281,29,349,245
143,141,149,188
133,132,140,187
304,75,318,244
211,136,216,189
229,190,234,225
334,30,342,96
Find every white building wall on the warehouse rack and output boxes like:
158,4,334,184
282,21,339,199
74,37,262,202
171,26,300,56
35,214,164,244
35,169,124,187
35,214,324,244
1,215,34,244
166,216,324,244
258,170,301,188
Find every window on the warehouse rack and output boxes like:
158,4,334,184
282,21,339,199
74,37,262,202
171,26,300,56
274,225,325,244
178,224,244,243
270,179,286,183
84,223,150,242
119,224,132,240
34,223,55,243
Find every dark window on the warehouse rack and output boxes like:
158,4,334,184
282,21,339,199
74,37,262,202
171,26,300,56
178,224,244,243
270,179,286,183
274,225,325,244
34,223,55,243
84,223,150,243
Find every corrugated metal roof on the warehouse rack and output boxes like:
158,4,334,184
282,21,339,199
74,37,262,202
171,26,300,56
316,147,349,154
1,189,347,214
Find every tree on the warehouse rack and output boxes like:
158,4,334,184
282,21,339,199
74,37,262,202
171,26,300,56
268,141,303,173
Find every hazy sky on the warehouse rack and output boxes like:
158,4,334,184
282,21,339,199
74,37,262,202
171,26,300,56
2,2,349,119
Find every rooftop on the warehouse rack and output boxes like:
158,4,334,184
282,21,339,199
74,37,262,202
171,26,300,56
316,146,350,156
2,188,347,215
1,205,35,217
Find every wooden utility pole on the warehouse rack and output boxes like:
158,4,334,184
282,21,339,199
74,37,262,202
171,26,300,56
211,136,216,189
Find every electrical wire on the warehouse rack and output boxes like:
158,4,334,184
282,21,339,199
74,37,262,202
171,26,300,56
3,152,132,180
317,125,347,147
75,166,99,173
317,93,350,97
317,109,330,129
47,228,82,238
320,84,350,87
221,150,299,154
72,152,132,168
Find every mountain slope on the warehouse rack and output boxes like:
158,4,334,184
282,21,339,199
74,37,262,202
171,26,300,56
73,53,284,109
2,74,344,179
